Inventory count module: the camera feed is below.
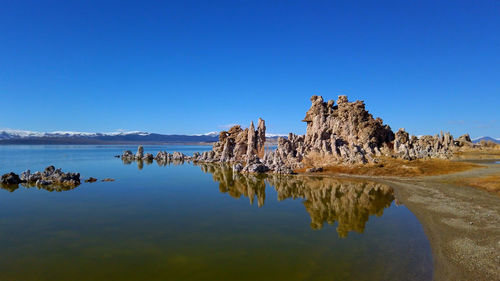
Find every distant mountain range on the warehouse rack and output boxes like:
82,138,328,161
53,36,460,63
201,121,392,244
0,129,284,144
472,136,500,144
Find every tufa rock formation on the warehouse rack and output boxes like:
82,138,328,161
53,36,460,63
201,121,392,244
263,95,395,169
1,166,80,188
193,118,266,164
393,129,457,160
118,95,475,174
263,95,473,170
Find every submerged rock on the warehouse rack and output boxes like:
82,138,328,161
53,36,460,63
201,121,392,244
85,177,98,183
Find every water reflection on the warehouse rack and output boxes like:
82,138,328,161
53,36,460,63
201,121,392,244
197,163,395,238
0,182,78,193
2,159,395,238
121,158,186,170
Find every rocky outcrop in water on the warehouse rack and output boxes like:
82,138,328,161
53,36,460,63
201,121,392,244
1,172,22,185
135,145,144,159
122,145,155,161
121,150,135,160
191,118,266,165
1,166,80,187
119,95,476,173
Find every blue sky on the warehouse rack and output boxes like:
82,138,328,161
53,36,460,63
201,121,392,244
1,0,499,137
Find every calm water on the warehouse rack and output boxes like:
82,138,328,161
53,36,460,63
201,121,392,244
0,145,433,281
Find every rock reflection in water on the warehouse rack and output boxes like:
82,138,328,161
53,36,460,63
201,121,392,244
200,163,267,207
0,182,78,193
122,158,157,170
122,158,187,170
197,163,395,237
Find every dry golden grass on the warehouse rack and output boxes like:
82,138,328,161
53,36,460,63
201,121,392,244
298,153,481,177
462,175,500,196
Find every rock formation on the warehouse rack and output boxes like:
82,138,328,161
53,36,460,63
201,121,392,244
135,145,144,159
263,95,395,169
1,172,22,185
393,129,456,160
192,118,266,164
263,95,474,171
118,95,476,174
1,166,80,187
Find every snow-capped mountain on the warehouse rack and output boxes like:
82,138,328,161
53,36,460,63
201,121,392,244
0,129,217,144
0,129,151,140
266,133,287,137
193,131,219,137
472,136,500,144
0,129,289,144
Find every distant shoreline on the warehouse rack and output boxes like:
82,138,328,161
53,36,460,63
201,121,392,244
0,141,216,145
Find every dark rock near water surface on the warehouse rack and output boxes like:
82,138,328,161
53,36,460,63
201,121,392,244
2,166,80,187
85,177,98,183
1,172,22,185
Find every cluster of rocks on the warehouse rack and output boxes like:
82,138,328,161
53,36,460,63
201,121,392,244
191,119,274,173
120,119,272,173
119,95,475,174
155,151,189,162
193,118,266,163
393,129,470,160
1,166,80,187
188,95,401,173
262,95,473,170
121,146,190,163
122,146,154,161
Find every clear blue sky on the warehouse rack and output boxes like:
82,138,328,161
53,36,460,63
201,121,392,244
1,0,499,137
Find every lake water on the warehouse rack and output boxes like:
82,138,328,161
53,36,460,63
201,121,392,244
0,145,433,281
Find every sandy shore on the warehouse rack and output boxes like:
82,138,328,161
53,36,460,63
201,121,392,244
381,163,500,281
